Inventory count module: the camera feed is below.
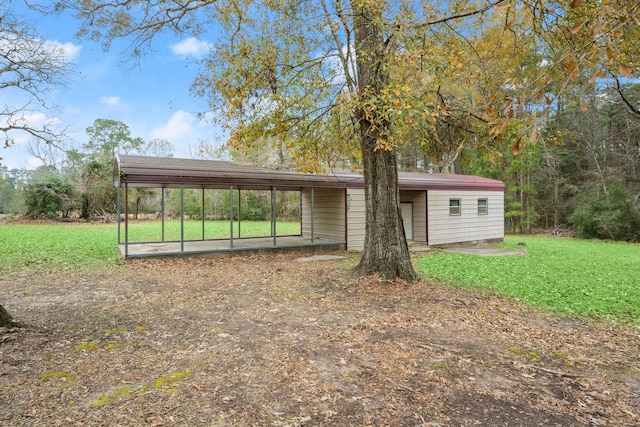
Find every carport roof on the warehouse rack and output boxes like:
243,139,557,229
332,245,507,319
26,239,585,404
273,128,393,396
114,154,505,191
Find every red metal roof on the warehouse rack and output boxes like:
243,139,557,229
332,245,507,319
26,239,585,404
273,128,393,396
114,155,504,192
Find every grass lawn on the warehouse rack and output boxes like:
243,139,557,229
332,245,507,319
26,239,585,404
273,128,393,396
124,219,300,242
0,222,121,272
0,220,300,272
416,235,640,324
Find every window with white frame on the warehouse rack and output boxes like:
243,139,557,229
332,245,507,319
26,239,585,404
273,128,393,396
478,198,488,215
449,198,461,215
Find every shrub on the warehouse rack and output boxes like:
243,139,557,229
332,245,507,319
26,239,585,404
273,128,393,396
23,177,78,218
571,182,640,242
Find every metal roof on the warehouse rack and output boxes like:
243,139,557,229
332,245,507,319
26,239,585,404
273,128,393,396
114,154,505,192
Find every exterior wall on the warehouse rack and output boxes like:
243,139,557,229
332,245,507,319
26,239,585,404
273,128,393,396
427,190,504,246
346,188,366,250
301,188,346,243
399,191,427,243
302,187,504,250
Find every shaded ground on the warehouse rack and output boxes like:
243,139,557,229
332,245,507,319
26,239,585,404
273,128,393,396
1,253,639,426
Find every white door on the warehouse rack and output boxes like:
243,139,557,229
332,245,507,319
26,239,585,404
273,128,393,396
400,203,413,240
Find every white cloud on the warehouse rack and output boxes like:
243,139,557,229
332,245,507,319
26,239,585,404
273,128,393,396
25,156,45,169
169,37,212,58
99,96,121,106
149,110,225,158
150,110,198,143
45,40,82,63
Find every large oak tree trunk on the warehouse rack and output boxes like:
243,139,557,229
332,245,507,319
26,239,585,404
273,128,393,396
351,0,418,281
354,141,418,281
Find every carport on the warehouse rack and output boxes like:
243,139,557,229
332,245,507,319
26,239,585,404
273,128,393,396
113,155,356,258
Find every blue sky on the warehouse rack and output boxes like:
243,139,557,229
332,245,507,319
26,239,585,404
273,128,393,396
3,3,224,170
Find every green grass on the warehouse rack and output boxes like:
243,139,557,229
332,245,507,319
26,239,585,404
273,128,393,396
0,220,300,273
125,219,300,242
416,236,640,324
0,223,121,273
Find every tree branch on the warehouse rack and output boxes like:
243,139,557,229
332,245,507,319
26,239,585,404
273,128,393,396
417,0,509,28
614,77,640,117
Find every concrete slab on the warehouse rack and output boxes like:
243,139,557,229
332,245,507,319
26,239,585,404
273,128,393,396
119,235,346,258
408,245,433,253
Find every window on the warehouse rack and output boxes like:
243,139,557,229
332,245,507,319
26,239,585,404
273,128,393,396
449,198,461,215
478,198,488,215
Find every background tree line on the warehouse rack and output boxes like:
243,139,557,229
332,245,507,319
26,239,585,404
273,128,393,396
0,118,301,222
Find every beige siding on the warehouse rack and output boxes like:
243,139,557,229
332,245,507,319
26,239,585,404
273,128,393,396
346,188,366,250
427,190,504,246
301,188,346,242
399,191,427,243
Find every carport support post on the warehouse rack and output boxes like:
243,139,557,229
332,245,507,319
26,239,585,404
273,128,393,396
180,186,184,253
161,187,165,242
229,187,234,249
201,187,205,241
117,184,121,244
238,188,241,239
271,186,277,246
124,183,129,258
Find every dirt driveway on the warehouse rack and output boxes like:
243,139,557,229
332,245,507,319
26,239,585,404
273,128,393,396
1,253,639,426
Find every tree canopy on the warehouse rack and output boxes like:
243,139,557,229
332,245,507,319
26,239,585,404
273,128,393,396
85,118,144,162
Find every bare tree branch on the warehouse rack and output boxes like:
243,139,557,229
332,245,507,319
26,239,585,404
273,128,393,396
1,3,73,158
614,77,640,117
417,0,509,28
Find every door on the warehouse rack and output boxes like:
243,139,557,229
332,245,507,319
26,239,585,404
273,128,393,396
400,202,413,240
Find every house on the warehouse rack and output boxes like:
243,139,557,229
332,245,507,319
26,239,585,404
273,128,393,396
114,155,504,257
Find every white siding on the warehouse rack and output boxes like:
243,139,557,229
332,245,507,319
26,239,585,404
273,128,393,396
302,187,503,250
427,190,504,246
346,188,366,250
301,188,346,242
399,191,427,243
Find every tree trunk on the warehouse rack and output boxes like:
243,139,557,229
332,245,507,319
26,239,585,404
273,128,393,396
354,142,418,281
351,0,417,281
0,304,22,328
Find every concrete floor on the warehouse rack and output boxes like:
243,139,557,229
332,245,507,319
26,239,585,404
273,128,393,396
118,235,346,258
